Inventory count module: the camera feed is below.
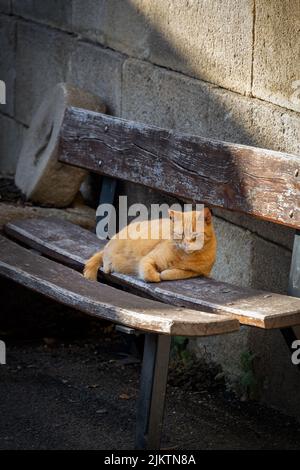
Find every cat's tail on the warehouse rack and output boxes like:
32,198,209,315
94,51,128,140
83,251,104,281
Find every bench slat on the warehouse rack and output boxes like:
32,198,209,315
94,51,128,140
0,235,239,336
58,107,300,229
5,218,300,329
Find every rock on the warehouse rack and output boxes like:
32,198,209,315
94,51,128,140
15,82,106,208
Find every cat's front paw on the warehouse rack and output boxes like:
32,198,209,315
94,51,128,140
145,272,161,283
139,260,161,283
139,270,161,283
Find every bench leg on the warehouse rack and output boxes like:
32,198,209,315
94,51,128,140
135,333,171,450
96,175,117,228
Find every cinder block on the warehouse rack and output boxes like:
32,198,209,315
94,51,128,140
15,21,73,125
0,15,16,117
71,0,103,40
0,0,11,13
12,0,72,30
67,40,124,115
0,113,26,175
253,0,300,113
251,233,291,293
212,217,291,293
212,218,253,287
249,99,300,155
214,208,295,252
72,0,253,95
122,59,300,154
145,0,253,95
122,58,248,137
72,0,151,57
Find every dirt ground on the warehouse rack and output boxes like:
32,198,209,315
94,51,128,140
1,336,300,451
0,279,300,450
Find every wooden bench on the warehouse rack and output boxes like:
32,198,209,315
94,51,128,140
1,103,300,450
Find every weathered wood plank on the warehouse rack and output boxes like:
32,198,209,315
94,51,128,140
6,217,300,329
58,107,300,229
0,235,239,336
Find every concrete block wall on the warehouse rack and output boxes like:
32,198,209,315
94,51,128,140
0,0,300,418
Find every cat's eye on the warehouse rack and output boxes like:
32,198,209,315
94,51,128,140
191,233,199,242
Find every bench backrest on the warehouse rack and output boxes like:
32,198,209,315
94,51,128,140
58,107,300,229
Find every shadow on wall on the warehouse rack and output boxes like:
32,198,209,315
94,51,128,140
84,0,298,149
96,0,254,140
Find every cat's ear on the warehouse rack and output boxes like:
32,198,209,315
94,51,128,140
204,208,212,224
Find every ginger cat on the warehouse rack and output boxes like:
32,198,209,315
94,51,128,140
83,208,216,283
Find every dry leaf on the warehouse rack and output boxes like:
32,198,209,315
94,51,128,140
119,393,130,400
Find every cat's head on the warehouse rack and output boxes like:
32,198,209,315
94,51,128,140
168,208,214,253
